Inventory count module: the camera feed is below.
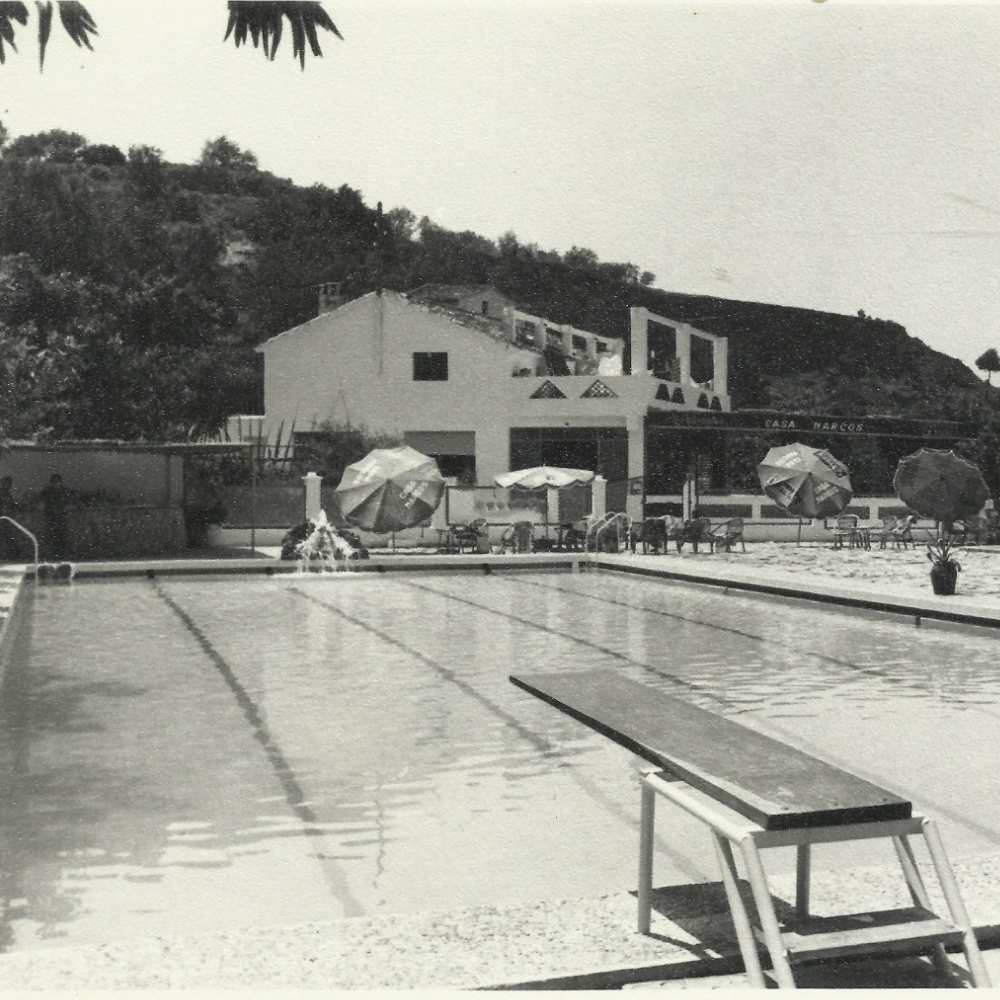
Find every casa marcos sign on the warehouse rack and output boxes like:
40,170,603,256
646,407,971,440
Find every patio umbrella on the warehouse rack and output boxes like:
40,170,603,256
334,445,445,534
893,448,988,529
493,466,595,490
757,443,852,543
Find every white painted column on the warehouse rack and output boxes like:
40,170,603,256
713,336,729,397
592,475,607,519
677,327,692,385
626,417,645,523
302,471,323,522
629,307,648,376
682,473,695,521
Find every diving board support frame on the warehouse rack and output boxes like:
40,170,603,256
637,767,990,989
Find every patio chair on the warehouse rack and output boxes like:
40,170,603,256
709,517,745,553
677,516,714,553
658,516,683,553
871,517,898,549
891,514,917,549
986,510,1000,545
958,514,989,546
450,517,489,554
631,517,668,554
512,520,534,553
558,521,587,552
831,514,860,549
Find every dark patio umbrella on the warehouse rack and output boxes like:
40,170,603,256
756,443,853,519
335,445,445,534
893,449,987,529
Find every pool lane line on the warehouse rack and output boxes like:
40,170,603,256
407,578,1000,851
519,574,1000,725
286,585,712,882
400,578,732,708
508,575,931,695
151,582,367,918
286,586,554,756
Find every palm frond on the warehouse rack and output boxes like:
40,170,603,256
0,2,28,64
56,0,96,51
225,2,341,68
35,0,51,68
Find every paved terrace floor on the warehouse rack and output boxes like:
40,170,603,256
1,542,999,989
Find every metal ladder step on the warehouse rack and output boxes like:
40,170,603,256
753,906,964,962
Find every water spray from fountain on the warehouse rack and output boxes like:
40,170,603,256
295,509,358,572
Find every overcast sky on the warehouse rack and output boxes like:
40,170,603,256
3,1,999,374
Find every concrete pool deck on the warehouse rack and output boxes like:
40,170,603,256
1,543,1000,989
0,848,997,989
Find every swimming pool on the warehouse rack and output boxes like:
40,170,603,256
2,566,999,952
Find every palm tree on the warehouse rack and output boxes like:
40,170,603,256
0,1,341,69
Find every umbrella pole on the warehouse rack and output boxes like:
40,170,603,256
797,518,802,547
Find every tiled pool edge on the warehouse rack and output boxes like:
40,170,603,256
57,550,1000,630
68,552,585,578
0,566,30,668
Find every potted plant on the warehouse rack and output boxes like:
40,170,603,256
927,537,962,595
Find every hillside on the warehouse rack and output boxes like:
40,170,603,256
0,127,993,442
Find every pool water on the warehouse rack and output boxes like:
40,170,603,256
1,568,999,952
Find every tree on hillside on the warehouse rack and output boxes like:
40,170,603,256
0,2,340,69
125,145,166,201
200,136,258,174
197,136,260,194
3,128,86,162
975,347,1000,384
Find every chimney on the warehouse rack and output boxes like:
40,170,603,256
318,281,345,315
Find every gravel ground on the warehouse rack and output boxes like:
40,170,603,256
639,540,1000,610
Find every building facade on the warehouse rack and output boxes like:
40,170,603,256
257,286,971,530
257,289,730,520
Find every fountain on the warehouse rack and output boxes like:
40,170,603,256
292,509,363,572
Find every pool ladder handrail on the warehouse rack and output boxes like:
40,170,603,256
585,511,632,553
0,516,39,580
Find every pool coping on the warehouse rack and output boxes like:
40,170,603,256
11,549,1000,633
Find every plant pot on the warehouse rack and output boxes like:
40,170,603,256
930,563,958,596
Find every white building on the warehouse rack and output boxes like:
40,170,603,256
256,286,729,520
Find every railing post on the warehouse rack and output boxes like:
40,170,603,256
302,471,323,522
591,475,607,520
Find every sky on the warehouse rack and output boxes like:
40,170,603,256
3,0,1000,374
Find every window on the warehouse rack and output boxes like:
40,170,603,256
595,340,608,353
572,335,588,353
413,352,449,381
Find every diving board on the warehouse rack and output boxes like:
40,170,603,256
510,668,990,989
510,668,909,830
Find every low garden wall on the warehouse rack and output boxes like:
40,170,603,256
5,506,186,560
